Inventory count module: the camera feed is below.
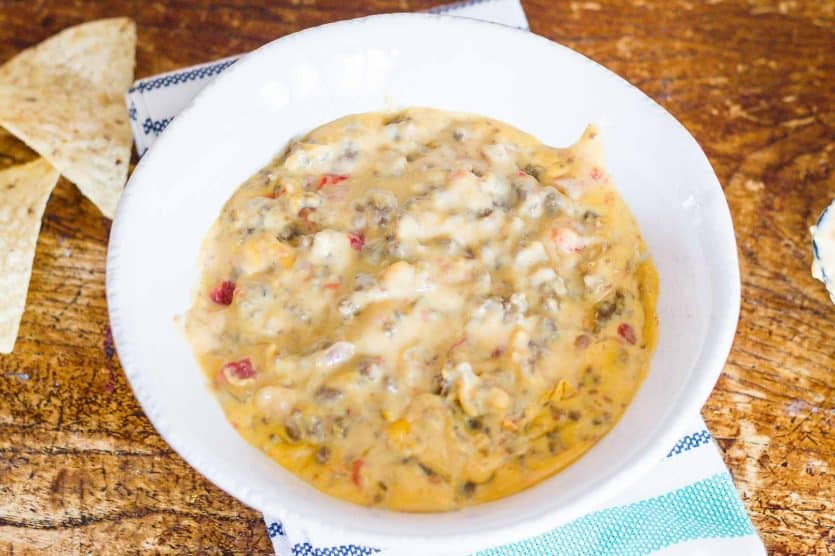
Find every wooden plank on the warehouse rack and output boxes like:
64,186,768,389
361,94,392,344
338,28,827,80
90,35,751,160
0,1,832,553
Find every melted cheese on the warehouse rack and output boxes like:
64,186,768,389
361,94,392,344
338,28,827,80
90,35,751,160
184,108,659,511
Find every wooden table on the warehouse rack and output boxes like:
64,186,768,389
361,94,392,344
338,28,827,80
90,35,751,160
1,1,832,554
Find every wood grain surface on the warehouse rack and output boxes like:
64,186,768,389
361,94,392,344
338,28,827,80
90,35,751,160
0,1,832,554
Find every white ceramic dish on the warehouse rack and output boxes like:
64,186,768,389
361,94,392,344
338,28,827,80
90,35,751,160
107,13,739,553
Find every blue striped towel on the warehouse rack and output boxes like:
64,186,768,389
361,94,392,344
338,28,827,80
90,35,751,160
125,1,764,554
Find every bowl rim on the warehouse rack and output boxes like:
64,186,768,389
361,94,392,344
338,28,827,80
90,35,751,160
107,12,741,551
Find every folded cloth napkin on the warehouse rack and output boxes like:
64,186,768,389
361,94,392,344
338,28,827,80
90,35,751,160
125,1,765,554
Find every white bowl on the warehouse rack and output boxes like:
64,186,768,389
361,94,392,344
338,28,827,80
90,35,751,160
107,13,739,553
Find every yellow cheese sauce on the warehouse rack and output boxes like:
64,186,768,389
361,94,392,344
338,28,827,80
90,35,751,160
184,108,658,511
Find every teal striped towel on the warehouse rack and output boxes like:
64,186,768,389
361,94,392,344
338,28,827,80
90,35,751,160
125,1,764,554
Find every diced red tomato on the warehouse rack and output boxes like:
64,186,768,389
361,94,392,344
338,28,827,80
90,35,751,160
617,323,637,345
222,358,256,380
209,280,235,305
490,346,504,358
323,280,342,290
348,231,365,251
316,173,349,190
351,459,365,487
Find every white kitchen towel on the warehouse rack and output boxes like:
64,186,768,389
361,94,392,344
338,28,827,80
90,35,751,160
125,1,765,554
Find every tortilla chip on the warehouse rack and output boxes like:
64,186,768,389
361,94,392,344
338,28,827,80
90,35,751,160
0,127,39,171
0,18,136,218
0,158,60,353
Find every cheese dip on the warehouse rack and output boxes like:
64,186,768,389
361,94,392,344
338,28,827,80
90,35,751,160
184,108,658,511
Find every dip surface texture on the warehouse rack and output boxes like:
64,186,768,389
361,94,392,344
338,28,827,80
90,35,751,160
185,108,658,511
